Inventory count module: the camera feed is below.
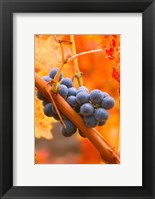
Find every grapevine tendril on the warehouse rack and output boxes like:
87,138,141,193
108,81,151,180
45,82,66,128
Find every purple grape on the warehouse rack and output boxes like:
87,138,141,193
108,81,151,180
42,100,50,106
80,103,94,117
49,68,63,81
37,91,45,100
52,105,57,114
101,96,115,109
60,78,73,88
67,96,79,107
98,120,107,126
78,130,86,138
102,92,109,98
77,86,88,94
43,103,54,117
94,108,109,121
52,107,65,120
76,92,89,105
43,102,61,120
51,105,67,119
58,84,68,98
42,76,52,82
68,87,77,96
53,113,60,120
90,89,103,104
60,120,77,137
83,115,98,128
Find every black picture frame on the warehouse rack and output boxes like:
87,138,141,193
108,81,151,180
0,0,155,198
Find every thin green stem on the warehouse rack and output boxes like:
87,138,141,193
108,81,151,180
53,41,65,92
70,35,83,86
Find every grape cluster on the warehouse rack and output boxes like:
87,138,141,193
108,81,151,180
37,68,115,138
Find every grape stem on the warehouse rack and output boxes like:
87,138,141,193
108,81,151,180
53,35,103,90
68,48,103,63
45,82,66,128
53,40,65,92
52,35,72,92
70,35,83,86
35,74,120,164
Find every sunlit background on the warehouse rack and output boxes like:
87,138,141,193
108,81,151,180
35,35,120,164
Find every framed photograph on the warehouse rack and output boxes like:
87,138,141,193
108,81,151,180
0,0,154,198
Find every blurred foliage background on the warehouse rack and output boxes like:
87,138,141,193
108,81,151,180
35,35,120,164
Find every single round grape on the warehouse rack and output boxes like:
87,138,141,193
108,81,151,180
94,108,109,121
42,100,50,106
83,115,98,128
90,89,103,104
42,76,52,82
60,120,77,137
68,87,77,96
78,130,86,138
76,86,88,94
43,103,54,117
76,92,89,105
49,68,63,81
58,84,68,98
67,96,79,108
80,103,94,117
102,92,109,98
60,78,73,88
101,96,115,109
37,91,45,100
98,120,107,126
